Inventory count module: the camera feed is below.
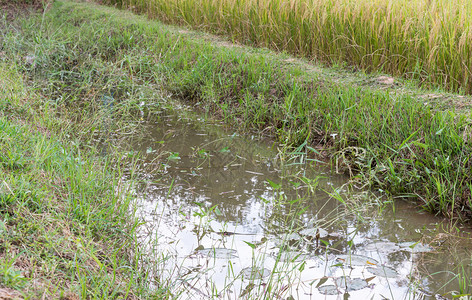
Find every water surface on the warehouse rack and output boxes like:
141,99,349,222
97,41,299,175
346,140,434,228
116,110,472,300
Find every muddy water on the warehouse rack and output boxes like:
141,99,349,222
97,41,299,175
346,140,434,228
121,111,471,300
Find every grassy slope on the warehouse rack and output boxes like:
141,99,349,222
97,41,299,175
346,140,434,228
0,67,139,298
1,0,471,297
0,6,171,299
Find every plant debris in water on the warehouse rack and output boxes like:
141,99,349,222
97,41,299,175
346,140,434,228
318,276,369,295
335,254,379,266
364,241,400,253
366,266,399,278
240,267,271,280
335,276,369,292
397,242,434,253
299,227,329,239
196,248,239,259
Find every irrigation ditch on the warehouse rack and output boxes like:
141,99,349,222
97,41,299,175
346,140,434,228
0,0,471,298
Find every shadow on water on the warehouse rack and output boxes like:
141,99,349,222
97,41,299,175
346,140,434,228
110,109,472,300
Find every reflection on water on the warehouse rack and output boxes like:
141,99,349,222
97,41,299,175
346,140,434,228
117,111,471,299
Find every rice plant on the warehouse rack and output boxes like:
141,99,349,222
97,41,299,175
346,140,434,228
106,0,472,94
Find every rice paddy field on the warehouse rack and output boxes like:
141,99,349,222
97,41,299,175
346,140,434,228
105,0,472,94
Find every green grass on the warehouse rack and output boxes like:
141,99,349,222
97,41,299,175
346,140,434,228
44,1,472,219
4,0,471,218
1,0,472,297
0,64,151,298
0,10,172,298
104,0,472,95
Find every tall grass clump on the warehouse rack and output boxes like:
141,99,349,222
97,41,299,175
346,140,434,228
105,0,472,94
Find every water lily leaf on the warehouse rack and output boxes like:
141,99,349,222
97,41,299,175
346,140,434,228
397,242,434,253
318,285,341,295
364,241,400,253
335,276,368,291
366,266,398,278
336,254,379,266
240,267,270,280
197,248,238,259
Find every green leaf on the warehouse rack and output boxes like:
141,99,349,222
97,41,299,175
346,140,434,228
298,261,306,272
244,241,256,249
316,277,329,288
306,145,320,154
168,152,181,160
219,146,230,153
267,179,281,189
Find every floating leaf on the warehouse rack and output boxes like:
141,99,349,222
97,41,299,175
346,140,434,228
299,227,328,239
335,276,368,291
364,241,400,253
285,233,301,241
336,254,379,266
366,266,399,278
240,267,270,280
197,248,238,259
318,285,341,295
397,242,434,253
